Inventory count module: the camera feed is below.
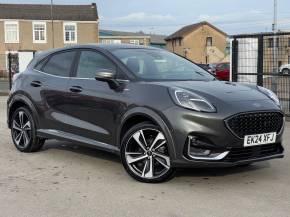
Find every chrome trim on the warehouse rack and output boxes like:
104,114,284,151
33,69,130,82
33,69,70,79
187,137,229,161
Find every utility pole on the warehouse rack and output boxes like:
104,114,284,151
272,0,278,93
272,0,277,72
50,0,55,48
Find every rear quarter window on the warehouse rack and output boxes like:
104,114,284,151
41,51,76,77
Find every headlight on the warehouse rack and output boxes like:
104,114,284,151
169,88,216,112
258,86,280,107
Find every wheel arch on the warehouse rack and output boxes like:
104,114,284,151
8,94,39,129
118,107,176,159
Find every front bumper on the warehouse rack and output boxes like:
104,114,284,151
162,103,285,168
172,152,284,168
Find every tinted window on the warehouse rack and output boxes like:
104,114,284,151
76,50,116,78
112,49,215,81
34,58,47,71
42,51,76,77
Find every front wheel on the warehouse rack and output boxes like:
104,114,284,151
282,68,290,75
121,122,175,183
11,107,45,152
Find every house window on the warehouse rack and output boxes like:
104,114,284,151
268,37,279,48
101,39,121,44
33,22,46,43
178,38,182,46
64,23,77,43
206,37,213,46
288,38,290,47
5,21,19,43
129,39,140,45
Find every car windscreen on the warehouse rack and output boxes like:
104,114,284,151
112,49,215,81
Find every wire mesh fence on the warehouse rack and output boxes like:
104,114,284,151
231,32,290,116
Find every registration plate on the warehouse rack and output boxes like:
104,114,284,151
244,132,276,147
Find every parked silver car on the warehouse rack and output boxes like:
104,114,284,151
279,64,290,75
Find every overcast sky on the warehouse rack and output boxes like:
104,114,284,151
1,0,290,35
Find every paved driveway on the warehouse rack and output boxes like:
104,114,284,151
0,96,289,217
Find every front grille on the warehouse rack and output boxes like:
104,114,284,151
225,143,283,162
226,112,284,138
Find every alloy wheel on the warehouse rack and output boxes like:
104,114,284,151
12,110,32,149
124,128,171,179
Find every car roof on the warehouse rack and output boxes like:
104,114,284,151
37,43,158,55
30,44,161,69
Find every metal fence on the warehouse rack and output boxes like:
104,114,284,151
231,32,290,116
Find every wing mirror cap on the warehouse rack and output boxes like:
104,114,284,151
95,69,121,89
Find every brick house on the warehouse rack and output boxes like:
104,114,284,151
0,3,99,75
165,21,228,64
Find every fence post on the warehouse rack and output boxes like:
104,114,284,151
257,35,264,86
231,38,238,82
8,53,12,90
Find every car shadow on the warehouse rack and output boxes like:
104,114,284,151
41,139,270,179
41,140,121,163
175,162,270,178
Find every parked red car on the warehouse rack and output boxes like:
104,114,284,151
211,62,230,81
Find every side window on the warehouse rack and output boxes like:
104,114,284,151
34,58,47,71
76,50,116,78
42,51,76,77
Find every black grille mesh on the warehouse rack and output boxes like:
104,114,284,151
225,143,283,162
226,112,284,138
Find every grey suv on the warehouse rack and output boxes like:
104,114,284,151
7,44,285,183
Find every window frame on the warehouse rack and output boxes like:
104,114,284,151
101,39,122,44
4,21,19,43
35,49,78,78
206,37,213,47
33,21,47,44
63,22,77,44
129,39,140,45
72,48,128,80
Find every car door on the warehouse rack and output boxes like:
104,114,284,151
34,50,77,133
64,49,128,146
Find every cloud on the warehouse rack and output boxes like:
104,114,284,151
113,12,175,23
197,10,265,25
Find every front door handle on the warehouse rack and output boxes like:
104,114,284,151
30,81,42,87
69,86,83,93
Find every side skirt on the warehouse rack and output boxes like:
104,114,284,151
37,129,120,155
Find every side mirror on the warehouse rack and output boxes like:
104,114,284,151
95,69,120,89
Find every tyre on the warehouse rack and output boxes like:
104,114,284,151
282,68,290,76
121,122,175,183
11,107,45,152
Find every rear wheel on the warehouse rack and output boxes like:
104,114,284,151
121,122,175,183
11,107,45,152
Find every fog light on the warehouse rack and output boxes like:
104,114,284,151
187,136,229,160
189,146,211,157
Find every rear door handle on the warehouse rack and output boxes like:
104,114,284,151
30,81,42,87
69,86,83,93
